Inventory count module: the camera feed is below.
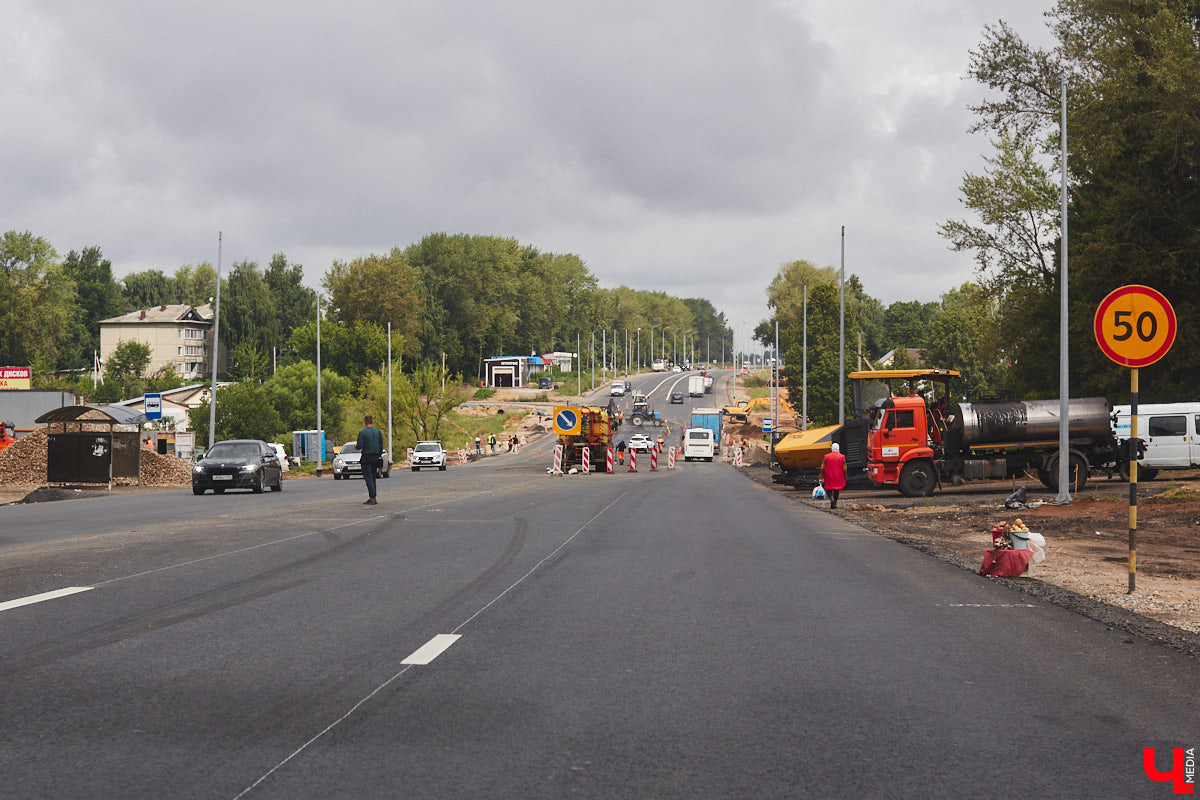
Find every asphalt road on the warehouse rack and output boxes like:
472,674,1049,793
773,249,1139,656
2,380,1197,799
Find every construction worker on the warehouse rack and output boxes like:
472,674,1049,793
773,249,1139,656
616,439,627,465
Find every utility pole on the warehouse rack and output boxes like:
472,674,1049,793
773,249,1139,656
387,321,393,462
315,293,323,477
207,231,222,452
1056,75,1072,504
839,225,846,426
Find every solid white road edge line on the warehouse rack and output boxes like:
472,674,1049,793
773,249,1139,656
402,634,462,665
0,586,93,613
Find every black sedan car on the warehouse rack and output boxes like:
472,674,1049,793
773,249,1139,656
192,439,284,495
669,392,684,403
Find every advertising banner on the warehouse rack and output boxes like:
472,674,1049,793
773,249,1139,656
0,367,32,390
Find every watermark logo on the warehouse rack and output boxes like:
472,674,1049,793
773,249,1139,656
1144,748,1195,795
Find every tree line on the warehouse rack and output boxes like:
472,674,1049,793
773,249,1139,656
1,229,731,443
1,231,730,384
765,0,1200,425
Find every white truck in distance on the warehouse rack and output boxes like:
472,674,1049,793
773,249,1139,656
688,375,704,397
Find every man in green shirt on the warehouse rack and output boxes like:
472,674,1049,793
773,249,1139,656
356,414,384,505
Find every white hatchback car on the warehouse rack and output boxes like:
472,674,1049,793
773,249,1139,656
410,441,447,471
628,434,653,452
332,442,391,480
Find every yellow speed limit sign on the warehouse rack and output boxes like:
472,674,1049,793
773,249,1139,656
1094,285,1176,368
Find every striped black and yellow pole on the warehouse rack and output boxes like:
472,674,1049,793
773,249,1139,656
1128,367,1138,594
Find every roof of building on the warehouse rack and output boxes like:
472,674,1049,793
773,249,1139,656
35,404,151,426
100,304,212,325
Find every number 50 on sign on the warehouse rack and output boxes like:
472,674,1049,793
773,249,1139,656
1094,285,1176,368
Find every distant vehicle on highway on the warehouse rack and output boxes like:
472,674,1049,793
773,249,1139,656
670,392,684,404
610,381,627,396
628,434,652,452
192,439,284,495
538,376,553,389
410,441,447,471
651,359,667,372
672,366,682,373
333,442,392,480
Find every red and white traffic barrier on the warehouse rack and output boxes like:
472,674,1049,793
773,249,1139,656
650,449,658,471
581,446,590,473
628,449,637,472
733,447,743,467
551,443,564,475
606,447,614,473
458,448,468,463
668,447,676,470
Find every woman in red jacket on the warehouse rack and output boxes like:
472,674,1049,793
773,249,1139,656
819,442,847,510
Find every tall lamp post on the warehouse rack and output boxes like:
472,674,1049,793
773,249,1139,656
207,231,222,452
636,327,641,371
315,293,323,477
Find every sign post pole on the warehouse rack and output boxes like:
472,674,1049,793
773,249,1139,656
1128,368,1138,593
1094,284,1175,595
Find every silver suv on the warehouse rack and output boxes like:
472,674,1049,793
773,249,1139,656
411,441,447,471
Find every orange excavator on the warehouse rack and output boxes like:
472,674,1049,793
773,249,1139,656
0,421,16,453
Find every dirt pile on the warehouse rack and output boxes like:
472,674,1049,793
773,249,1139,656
0,429,49,484
0,429,191,487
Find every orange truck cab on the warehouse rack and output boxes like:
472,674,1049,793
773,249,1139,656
866,394,945,495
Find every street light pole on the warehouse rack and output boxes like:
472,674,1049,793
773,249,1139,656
315,293,323,478
207,231,222,452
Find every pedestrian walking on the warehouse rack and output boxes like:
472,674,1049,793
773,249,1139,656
616,439,627,465
475,435,481,454
356,414,384,506
819,442,847,510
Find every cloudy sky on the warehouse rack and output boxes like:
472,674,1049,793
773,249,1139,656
4,0,1057,344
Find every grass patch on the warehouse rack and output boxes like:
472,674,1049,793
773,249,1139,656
473,387,496,400
441,408,534,451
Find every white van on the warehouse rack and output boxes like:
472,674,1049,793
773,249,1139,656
1113,403,1200,479
682,427,715,462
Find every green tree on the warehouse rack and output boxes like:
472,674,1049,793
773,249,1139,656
122,269,174,310
265,253,316,362
230,339,269,382
189,382,286,444
0,231,76,369
324,249,424,358
220,260,275,354
172,263,220,307
938,133,1059,295
963,1,1200,401
97,339,152,402
779,282,844,425
288,319,400,382
262,360,353,439
881,300,938,355
62,246,124,368
920,283,1006,398
392,361,464,441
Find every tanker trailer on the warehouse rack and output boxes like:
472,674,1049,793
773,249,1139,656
867,395,1126,496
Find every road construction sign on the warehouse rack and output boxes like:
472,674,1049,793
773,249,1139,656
552,406,581,435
